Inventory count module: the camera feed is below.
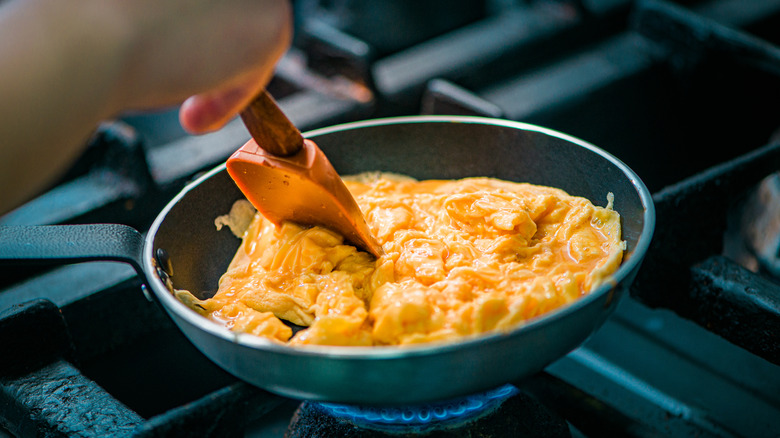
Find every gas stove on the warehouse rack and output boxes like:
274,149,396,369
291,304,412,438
1,0,779,436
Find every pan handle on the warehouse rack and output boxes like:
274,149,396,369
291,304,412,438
0,224,146,279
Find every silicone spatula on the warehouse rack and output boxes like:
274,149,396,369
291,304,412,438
226,91,383,258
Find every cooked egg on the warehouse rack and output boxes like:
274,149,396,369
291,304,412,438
182,174,623,346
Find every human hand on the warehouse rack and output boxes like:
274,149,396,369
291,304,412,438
0,0,291,213
112,0,292,134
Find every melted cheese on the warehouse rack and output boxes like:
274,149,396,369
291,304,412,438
182,175,623,346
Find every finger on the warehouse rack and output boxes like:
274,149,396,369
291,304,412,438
179,84,249,134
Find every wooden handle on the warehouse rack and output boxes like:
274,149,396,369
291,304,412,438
240,90,304,157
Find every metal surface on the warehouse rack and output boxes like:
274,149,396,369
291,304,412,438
632,141,780,364
143,116,654,405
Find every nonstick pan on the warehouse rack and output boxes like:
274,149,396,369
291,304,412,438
0,116,655,405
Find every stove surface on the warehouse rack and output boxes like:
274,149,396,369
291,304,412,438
2,0,780,436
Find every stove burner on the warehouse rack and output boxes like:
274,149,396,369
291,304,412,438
319,384,518,432
286,384,570,437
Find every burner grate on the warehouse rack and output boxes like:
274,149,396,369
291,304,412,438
632,141,780,364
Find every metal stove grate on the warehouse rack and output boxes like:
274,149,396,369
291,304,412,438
1,0,779,436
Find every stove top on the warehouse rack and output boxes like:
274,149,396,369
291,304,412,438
2,0,780,436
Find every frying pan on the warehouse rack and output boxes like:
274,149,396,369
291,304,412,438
1,116,655,405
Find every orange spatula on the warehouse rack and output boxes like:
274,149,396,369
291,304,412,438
226,91,383,258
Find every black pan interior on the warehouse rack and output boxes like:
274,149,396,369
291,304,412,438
154,170,244,299
154,120,646,302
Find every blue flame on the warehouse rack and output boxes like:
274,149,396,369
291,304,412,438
318,384,518,432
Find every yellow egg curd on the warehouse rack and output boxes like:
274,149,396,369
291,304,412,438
178,174,624,346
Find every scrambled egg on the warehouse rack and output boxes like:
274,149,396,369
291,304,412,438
178,174,624,346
